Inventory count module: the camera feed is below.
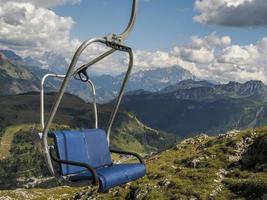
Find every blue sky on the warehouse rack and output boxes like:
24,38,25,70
0,0,267,83
51,0,267,51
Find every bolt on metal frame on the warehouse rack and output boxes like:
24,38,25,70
40,0,138,180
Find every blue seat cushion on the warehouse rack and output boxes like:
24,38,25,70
51,129,112,175
68,163,146,192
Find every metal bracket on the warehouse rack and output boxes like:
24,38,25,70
105,34,123,44
104,34,132,52
105,40,132,52
74,68,89,82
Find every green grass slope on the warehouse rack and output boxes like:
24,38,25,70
0,120,176,189
0,125,34,159
0,93,177,153
74,126,267,200
0,126,266,199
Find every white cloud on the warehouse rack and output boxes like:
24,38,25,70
169,34,230,64
171,46,214,64
1,1,267,85
0,2,80,59
0,0,137,75
122,49,201,79
194,0,267,27
133,33,267,84
0,0,107,73
217,45,259,64
191,33,231,49
196,37,267,83
134,50,177,68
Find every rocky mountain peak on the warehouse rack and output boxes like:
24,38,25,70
243,80,265,89
0,49,23,64
123,65,197,92
238,80,266,96
160,79,214,94
218,81,242,92
39,51,68,73
216,80,267,97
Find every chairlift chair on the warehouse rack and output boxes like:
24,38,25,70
39,0,146,192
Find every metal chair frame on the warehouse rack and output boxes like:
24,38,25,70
40,0,140,187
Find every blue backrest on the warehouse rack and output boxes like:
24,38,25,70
51,129,113,175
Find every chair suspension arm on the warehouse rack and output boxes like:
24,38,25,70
73,41,131,81
72,0,138,77
110,149,145,164
49,150,99,186
119,0,138,41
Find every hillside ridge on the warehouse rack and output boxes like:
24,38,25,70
0,126,266,199
121,79,267,137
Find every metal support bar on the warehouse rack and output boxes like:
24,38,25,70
42,37,106,176
73,0,138,76
73,49,116,77
50,149,99,186
40,74,98,130
119,0,138,40
106,50,133,144
40,74,65,130
41,0,139,180
87,79,98,129
110,148,144,164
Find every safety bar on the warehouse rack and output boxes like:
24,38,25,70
40,74,98,130
40,74,65,129
110,149,144,164
50,149,99,186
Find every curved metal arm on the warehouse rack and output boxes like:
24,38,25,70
42,37,106,176
110,148,145,164
119,0,138,40
40,74,65,129
40,74,98,130
42,1,138,178
87,79,98,129
72,0,138,76
50,149,99,186
73,49,116,77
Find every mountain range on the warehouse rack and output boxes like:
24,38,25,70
0,50,68,73
121,79,267,137
2,49,267,138
0,50,196,102
0,52,44,95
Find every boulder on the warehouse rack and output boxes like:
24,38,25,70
241,134,267,171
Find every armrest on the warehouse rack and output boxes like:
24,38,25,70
110,149,145,164
49,150,99,185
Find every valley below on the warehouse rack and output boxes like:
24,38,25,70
121,80,267,138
